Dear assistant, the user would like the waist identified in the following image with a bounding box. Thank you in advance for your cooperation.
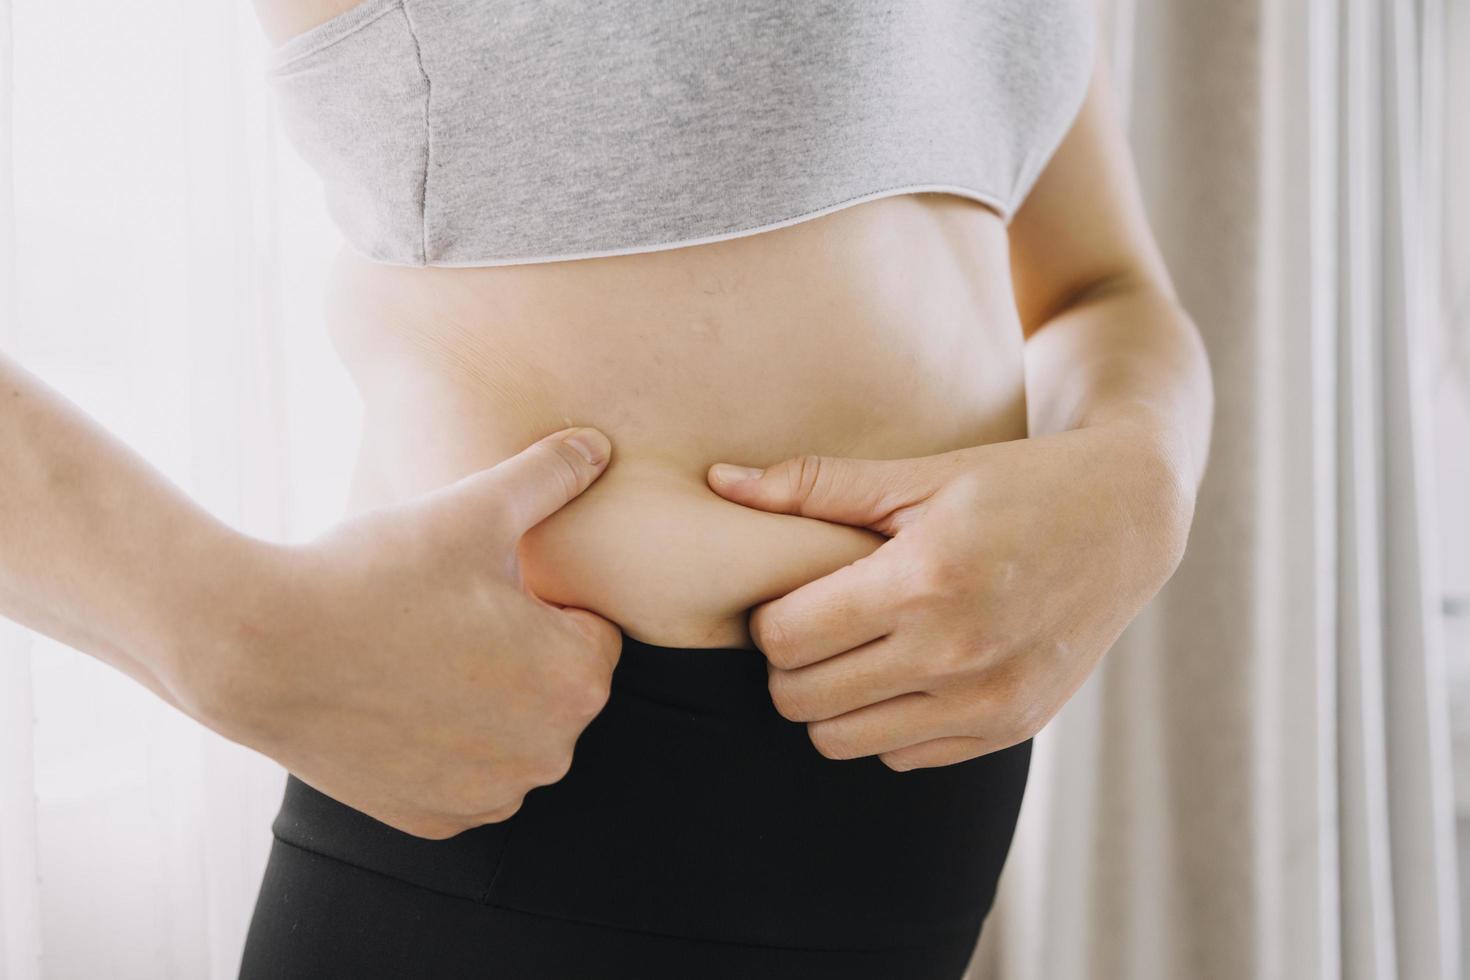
[270,631,1034,952]
[326,192,1028,648]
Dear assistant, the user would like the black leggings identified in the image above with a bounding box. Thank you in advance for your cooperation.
[239,633,1032,979]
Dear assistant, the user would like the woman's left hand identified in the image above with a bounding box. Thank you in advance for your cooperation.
[705,418,1196,770]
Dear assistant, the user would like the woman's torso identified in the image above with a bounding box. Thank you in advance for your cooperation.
[327,191,1027,649]
[250,0,1059,648]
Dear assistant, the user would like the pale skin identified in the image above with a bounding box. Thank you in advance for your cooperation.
[0,365,626,838]
[700,42,1214,770]
[1,0,1212,838]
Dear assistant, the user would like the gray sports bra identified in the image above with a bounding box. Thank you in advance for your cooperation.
[262,0,1095,268]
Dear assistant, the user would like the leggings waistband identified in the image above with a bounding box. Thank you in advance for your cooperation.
[269,629,1033,951]
[609,633,771,709]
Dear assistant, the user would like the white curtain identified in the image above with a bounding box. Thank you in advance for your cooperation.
[0,1,357,976]
[0,1,1461,979]
[971,1,1461,978]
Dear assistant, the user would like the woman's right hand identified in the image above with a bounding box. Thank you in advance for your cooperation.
[185,426,623,839]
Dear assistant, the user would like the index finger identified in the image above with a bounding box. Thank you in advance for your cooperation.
[749,551,895,669]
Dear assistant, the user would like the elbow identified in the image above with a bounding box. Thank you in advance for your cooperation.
[1020,264,1182,340]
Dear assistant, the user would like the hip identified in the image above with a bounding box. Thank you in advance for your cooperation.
[246,633,1034,976]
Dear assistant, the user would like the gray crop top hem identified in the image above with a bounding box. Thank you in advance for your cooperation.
[262,0,1096,269]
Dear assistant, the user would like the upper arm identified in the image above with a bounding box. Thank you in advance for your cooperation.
[1007,14,1178,338]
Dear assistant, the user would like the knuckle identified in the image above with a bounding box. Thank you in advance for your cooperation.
[965,630,1011,674]
[806,721,856,761]
[592,627,624,671]
[788,454,827,506]
[879,751,913,773]
[548,655,614,721]
[931,640,978,682]
[767,671,815,722]
[528,745,576,787]
[539,442,589,498]
[478,794,525,824]
[915,553,967,601]
[894,558,951,613]
[566,670,613,720]
[754,614,800,669]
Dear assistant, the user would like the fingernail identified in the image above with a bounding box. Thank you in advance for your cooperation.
[563,427,610,465]
[710,463,764,484]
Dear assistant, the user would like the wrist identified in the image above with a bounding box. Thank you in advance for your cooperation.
[159,524,298,748]
[1085,409,1198,569]
[1086,396,1197,489]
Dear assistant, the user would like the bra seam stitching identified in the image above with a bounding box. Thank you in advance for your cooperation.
[261,0,403,74]
[405,183,1014,268]
[400,0,432,265]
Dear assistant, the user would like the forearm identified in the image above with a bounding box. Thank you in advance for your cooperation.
[0,350,270,718]
[1021,275,1214,494]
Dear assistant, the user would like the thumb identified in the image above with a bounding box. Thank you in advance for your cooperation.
[483,426,613,538]
[705,453,951,535]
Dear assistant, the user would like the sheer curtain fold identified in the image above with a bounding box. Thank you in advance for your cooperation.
[0,1,1460,978]
[0,2,350,977]
[2,0,44,977]
[972,1,1460,978]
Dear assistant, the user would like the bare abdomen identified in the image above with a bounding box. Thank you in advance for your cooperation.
[326,192,1028,649]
